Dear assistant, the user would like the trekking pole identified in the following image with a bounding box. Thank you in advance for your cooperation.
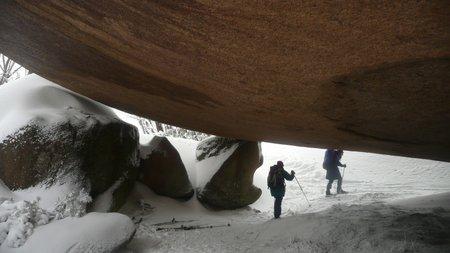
[294,176,311,207]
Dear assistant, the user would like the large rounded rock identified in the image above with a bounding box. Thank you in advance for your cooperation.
[139,136,194,200]
[1,1,449,161]
[0,108,140,211]
[197,139,263,209]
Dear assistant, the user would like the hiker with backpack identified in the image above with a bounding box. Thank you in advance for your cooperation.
[267,161,295,219]
[323,149,347,196]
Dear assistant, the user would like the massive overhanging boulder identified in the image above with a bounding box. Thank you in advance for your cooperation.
[0,1,449,161]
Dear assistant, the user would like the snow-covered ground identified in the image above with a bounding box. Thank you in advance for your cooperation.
[118,137,450,253]
[253,143,450,214]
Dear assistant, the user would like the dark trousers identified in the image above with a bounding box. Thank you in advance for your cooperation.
[274,197,283,218]
[326,176,342,193]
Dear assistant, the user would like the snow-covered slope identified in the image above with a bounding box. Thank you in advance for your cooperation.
[195,193,450,253]
[252,143,450,213]
[121,185,450,253]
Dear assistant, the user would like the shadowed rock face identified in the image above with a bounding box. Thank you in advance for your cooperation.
[140,136,194,200]
[0,109,140,211]
[0,1,449,161]
[197,140,263,209]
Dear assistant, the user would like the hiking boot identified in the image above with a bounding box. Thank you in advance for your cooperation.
[337,189,348,194]
[326,190,331,196]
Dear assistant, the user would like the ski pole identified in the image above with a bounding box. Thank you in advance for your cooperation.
[294,175,311,207]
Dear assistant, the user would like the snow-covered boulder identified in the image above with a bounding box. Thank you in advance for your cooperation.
[0,212,135,253]
[197,139,263,209]
[139,136,194,200]
[0,75,140,211]
[196,136,239,161]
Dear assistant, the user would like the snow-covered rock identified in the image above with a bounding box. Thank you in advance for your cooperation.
[197,140,263,209]
[0,174,91,248]
[0,75,139,249]
[0,199,52,248]
[0,212,135,253]
[139,136,194,200]
[0,74,140,212]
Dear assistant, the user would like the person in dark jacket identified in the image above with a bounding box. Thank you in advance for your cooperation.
[267,161,295,219]
[323,149,347,196]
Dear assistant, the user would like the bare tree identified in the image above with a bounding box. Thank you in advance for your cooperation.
[154,121,164,132]
[0,54,28,85]
[128,113,209,140]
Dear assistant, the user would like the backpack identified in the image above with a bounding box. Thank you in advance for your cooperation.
[267,165,283,188]
[322,149,336,170]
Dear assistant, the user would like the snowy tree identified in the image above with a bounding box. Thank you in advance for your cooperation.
[0,54,28,85]
[125,114,209,140]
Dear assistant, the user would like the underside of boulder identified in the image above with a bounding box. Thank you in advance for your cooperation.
[0,1,449,161]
